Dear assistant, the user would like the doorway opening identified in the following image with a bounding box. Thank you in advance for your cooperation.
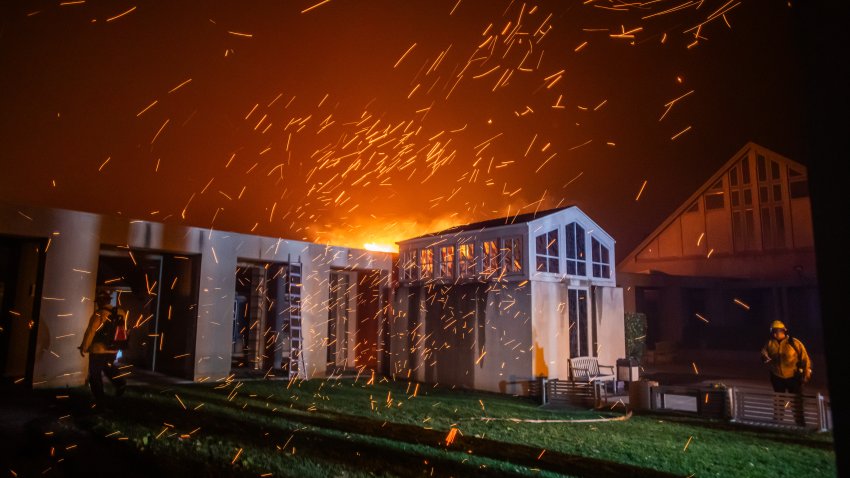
[327,269,386,376]
[0,236,46,387]
[96,248,200,379]
[232,261,301,378]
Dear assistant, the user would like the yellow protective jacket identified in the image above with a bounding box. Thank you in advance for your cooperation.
[79,305,125,354]
[761,336,811,380]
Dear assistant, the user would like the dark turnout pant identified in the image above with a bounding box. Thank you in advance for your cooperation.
[770,374,805,426]
[88,353,126,400]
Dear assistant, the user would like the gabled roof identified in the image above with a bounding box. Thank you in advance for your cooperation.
[618,141,806,267]
[398,206,573,243]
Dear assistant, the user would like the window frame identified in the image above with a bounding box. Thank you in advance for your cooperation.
[535,229,560,274]
[590,237,611,279]
[502,236,523,275]
[438,245,455,279]
[565,222,587,277]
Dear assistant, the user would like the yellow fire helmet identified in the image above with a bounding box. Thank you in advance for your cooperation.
[770,320,787,331]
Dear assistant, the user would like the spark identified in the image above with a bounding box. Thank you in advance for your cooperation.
[697,232,705,246]
[683,436,693,451]
[691,362,699,374]
[301,0,332,14]
[227,31,253,38]
[98,157,111,172]
[231,448,243,464]
[106,6,136,22]
[136,100,158,117]
[168,78,192,93]
[733,298,750,310]
[635,180,648,201]
[695,313,709,323]
[445,427,459,446]
[394,43,417,68]
[671,125,692,140]
[151,119,170,144]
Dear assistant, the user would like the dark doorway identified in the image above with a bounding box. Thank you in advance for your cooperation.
[353,270,383,370]
[97,248,199,380]
[0,236,46,386]
[636,288,662,349]
[232,262,288,376]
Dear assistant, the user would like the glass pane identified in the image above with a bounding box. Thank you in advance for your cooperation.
[602,265,610,279]
[744,210,755,249]
[567,260,576,276]
[593,264,600,278]
[601,245,609,264]
[757,154,767,181]
[549,258,559,274]
[773,184,782,201]
[537,257,547,272]
[775,206,785,248]
[536,233,546,252]
[576,227,585,259]
[744,189,752,205]
[789,180,809,199]
[742,157,751,184]
[731,190,739,207]
[592,238,600,262]
[761,208,772,249]
[705,193,724,210]
[771,160,780,180]
[547,231,558,255]
[577,261,586,276]
[566,225,577,259]
[729,167,738,186]
[759,186,768,203]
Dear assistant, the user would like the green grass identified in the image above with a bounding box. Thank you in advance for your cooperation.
[66,377,835,477]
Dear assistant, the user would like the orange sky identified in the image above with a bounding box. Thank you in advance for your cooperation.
[0,1,807,258]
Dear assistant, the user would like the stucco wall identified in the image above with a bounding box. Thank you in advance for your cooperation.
[530,281,568,380]
[594,286,626,369]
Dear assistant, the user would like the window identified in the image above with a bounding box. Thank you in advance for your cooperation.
[704,179,725,210]
[419,248,434,280]
[503,237,522,274]
[439,246,455,279]
[568,289,589,357]
[481,240,499,276]
[591,237,610,279]
[730,158,757,251]
[788,166,809,199]
[458,242,475,277]
[565,222,586,276]
[535,229,559,273]
[400,249,418,281]
[758,156,787,250]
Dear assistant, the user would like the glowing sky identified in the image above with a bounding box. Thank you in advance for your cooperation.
[0,1,806,257]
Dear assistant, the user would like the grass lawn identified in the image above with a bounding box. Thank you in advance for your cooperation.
[46,376,836,477]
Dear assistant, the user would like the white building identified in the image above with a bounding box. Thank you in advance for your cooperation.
[0,200,392,388]
[391,206,625,394]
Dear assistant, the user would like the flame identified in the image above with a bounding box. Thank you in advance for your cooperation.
[364,243,398,253]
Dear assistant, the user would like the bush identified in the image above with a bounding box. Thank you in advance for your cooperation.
[625,312,647,363]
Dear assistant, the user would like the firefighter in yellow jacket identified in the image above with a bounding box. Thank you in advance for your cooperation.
[760,320,811,425]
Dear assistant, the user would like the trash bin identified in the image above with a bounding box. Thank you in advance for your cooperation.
[628,379,659,411]
[617,357,640,382]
